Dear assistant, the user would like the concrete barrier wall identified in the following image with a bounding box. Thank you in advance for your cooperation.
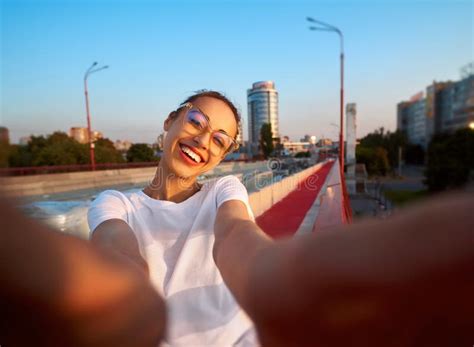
[243,170,273,193]
[1,167,158,197]
[311,159,345,231]
[1,161,269,198]
[248,162,325,217]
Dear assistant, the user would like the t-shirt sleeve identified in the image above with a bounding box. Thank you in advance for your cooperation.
[87,190,129,236]
[215,175,255,221]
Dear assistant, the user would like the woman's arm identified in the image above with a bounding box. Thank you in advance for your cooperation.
[213,200,272,308]
[0,197,165,346]
[91,219,149,275]
[214,194,474,346]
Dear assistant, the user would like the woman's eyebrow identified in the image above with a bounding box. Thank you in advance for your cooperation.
[219,129,231,136]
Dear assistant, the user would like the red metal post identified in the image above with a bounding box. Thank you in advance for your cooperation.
[339,51,344,173]
[84,78,96,171]
[306,17,351,221]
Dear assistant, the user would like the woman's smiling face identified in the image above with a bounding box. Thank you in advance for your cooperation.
[162,96,238,179]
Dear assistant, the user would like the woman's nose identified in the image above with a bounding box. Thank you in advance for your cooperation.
[193,132,210,150]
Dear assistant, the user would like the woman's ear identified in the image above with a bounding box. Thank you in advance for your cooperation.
[163,111,176,131]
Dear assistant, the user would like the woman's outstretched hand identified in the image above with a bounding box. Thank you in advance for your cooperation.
[214,193,474,346]
[0,198,165,347]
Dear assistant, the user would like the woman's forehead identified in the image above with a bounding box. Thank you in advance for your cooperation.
[191,97,237,135]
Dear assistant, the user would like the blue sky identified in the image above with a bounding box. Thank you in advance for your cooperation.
[1,0,473,143]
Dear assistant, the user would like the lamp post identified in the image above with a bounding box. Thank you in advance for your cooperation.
[84,62,108,171]
[307,17,345,172]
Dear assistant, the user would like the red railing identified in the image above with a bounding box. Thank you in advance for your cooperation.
[0,162,160,177]
[340,165,353,223]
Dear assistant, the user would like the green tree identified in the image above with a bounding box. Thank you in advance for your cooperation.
[405,144,425,165]
[359,127,386,148]
[8,145,33,167]
[424,129,474,191]
[356,146,390,176]
[33,145,78,166]
[126,143,157,163]
[259,123,274,159]
[27,135,47,153]
[0,142,9,168]
[384,130,407,169]
[31,132,88,166]
[95,138,125,164]
[373,147,390,176]
[7,132,89,167]
[359,128,407,171]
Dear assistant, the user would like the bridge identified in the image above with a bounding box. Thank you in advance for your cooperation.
[255,160,351,237]
[1,159,352,238]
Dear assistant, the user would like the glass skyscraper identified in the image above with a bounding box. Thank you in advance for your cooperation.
[247,81,279,153]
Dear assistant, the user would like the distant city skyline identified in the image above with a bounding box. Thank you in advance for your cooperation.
[1,0,472,144]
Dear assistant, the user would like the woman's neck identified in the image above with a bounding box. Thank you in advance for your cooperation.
[143,160,200,203]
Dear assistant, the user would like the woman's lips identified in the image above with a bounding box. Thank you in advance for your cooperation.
[181,143,205,162]
[178,144,204,166]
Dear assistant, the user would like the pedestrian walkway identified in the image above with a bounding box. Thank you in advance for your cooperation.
[256,161,334,239]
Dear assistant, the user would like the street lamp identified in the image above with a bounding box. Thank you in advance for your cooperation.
[330,123,339,139]
[307,17,345,172]
[84,62,109,171]
[469,121,474,130]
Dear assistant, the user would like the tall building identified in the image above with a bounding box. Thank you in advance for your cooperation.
[318,138,333,147]
[236,120,244,146]
[0,127,10,144]
[397,73,474,148]
[69,127,103,144]
[443,75,474,133]
[247,81,279,154]
[397,94,427,148]
[431,82,454,134]
[300,134,317,144]
[70,127,89,144]
[345,103,357,167]
[114,139,133,151]
[92,131,103,141]
[156,133,165,150]
[346,103,357,194]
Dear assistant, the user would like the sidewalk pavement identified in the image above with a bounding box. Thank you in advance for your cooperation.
[256,161,333,239]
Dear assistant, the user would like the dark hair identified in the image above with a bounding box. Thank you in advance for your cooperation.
[178,90,241,139]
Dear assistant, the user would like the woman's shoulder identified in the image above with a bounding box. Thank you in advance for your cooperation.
[209,174,252,212]
[94,189,127,200]
[206,174,243,189]
[91,189,137,207]
[205,175,248,198]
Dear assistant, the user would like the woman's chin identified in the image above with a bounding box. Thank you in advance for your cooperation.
[170,161,200,179]
[164,149,216,179]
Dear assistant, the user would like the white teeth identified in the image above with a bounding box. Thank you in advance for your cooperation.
[180,144,201,163]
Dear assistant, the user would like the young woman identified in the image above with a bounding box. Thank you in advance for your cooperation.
[88,90,474,346]
[88,91,265,345]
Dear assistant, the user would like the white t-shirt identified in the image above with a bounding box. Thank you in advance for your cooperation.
[88,175,259,346]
